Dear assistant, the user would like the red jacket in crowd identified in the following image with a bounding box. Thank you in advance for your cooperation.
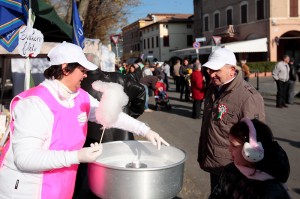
[191,70,205,100]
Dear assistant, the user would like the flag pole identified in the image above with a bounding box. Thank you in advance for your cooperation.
[24,0,34,90]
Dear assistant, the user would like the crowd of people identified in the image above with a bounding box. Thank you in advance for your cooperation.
[114,58,171,112]
[115,56,207,118]
[0,42,294,198]
[113,48,292,198]
[116,50,299,122]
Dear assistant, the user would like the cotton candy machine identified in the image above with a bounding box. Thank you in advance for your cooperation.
[88,140,186,199]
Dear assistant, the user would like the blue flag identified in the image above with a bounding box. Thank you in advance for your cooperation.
[0,27,22,52]
[0,0,24,14]
[0,0,28,52]
[72,0,84,48]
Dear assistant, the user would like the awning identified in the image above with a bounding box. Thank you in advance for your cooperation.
[31,0,72,41]
[222,38,267,53]
[171,45,217,57]
[171,38,268,58]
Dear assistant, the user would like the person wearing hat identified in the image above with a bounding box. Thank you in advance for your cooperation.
[0,42,169,199]
[197,47,265,192]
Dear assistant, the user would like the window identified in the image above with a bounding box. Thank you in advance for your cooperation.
[290,0,299,17]
[186,24,192,29]
[163,36,169,47]
[256,0,264,20]
[241,3,248,23]
[147,38,150,49]
[151,37,154,48]
[226,8,233,25]
[214,12,220,28]
[187,35,193,46]
[204,15,209,31]
[156,36,159,47]
[143,39,146,50]
[163,24,168,28]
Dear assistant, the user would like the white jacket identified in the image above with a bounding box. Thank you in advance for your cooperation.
[272,61,290,82]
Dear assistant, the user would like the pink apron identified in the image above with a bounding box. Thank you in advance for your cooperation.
[0,85,90,199]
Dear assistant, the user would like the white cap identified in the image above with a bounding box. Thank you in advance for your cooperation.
[203,47,237,70]
[47,41,98,70]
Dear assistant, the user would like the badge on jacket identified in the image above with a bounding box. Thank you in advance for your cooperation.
[217,103,227,120]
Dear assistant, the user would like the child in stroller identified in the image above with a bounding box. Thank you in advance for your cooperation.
[154,81,172,111]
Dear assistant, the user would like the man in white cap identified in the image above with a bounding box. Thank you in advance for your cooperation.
[197,47,265,192]
[0,42,169,199]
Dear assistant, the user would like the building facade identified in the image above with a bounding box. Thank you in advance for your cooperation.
[122,14,194,62]
[194,0,300,62]
[122,19,153,62]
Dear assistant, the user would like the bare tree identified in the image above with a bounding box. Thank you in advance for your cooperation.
[83,0,140,44]
[48,0,140,44]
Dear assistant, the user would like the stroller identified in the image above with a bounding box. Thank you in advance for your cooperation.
[154,81,172,111]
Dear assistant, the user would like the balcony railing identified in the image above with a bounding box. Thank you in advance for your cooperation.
[213,25,238,37]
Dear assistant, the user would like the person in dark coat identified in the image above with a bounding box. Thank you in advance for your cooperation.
[286,58,297,104]
[179,58,192,101]
[198,48,265,192]
[191,63,205,119]
[139,75,160,112]
[209,118,290,199]
[126,64,140,83]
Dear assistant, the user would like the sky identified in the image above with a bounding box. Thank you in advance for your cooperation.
[127,0,194,24]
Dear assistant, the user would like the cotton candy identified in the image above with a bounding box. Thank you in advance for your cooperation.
[92,80,129,128]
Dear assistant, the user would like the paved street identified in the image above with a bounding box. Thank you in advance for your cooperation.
[137,76,300,199]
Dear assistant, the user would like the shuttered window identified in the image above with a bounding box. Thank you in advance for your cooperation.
[241,4,248,23]
[290,0,299,17]
[256,0,264,20]
[227,9,233,25]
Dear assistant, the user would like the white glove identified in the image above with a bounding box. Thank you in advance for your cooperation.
[145,130,170,150]
[77,142,103,163]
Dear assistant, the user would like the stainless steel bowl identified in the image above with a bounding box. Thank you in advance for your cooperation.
[88,140,186,199]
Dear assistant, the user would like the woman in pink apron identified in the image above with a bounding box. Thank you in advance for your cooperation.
[0,42,169,199]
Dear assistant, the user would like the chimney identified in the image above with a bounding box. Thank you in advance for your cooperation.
[151,15,156,22]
